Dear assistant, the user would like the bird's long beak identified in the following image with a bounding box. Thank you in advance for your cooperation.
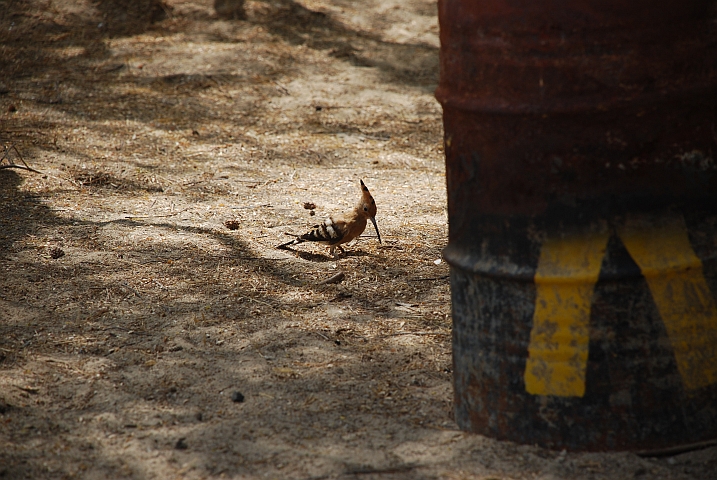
[370,217,382,244]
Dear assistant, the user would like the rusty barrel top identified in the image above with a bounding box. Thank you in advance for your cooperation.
[436,0,717,221]
[438,0,717,451]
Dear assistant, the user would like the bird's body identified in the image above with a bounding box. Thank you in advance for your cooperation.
[278,180,381,257]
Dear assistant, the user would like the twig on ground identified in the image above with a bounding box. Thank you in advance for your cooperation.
[124,208,189,219]
[378,331,449,339]
[0,144,42,173]
[313,331,330,341]
[409,275,449,281]
[317,271,344,285]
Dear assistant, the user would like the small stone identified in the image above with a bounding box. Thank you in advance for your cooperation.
[48,247,65,259]
[224,219,240,230]
[231,391,245,403]
[303,202,316,210]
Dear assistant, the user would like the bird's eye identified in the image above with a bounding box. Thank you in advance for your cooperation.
[363,206,368,211]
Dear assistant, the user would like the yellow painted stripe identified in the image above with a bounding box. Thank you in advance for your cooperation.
[619,215,717,391]
[524,231,609,397]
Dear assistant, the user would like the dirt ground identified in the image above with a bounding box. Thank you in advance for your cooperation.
[1,1,715,479]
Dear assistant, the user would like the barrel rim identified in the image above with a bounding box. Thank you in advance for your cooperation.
[434,83,717,115]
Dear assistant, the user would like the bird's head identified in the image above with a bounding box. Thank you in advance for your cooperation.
[358,179,381,243]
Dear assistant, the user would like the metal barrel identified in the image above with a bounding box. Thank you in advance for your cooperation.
[436,0,717,452]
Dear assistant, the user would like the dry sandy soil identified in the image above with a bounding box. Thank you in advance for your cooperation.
[1,1,716,479]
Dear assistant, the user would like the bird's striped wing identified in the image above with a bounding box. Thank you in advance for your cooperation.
[300,217,348,245]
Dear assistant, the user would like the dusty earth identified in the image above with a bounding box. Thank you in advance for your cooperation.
[1,1,716,479]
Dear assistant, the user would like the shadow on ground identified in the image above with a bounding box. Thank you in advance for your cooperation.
[0,1,455,478]
[1,165,452,478]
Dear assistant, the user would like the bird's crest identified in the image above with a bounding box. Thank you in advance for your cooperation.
[358,179,377,219]
[358,179,380,243]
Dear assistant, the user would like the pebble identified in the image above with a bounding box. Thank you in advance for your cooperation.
[224,219,240,230]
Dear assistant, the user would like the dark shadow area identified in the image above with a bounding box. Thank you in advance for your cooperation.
[0,169,49,259]
[0,167,451,479]
[70,167,165,192]
[0,0,444,219]
[259,0,439,89]
[278,244,374,262]
[0,0,439,77]
[0,2,454,478]
[0,0,169,79]
[0,0,438,135]
[214,0,247,20]
[279,246,336,262]
[94,0,173,35]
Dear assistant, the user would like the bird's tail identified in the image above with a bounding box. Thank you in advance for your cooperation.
[277,233,304,249]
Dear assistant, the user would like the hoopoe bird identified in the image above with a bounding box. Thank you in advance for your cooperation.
[278,180,381,257]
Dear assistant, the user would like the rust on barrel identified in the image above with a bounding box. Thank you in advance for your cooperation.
[437,0,717,451]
